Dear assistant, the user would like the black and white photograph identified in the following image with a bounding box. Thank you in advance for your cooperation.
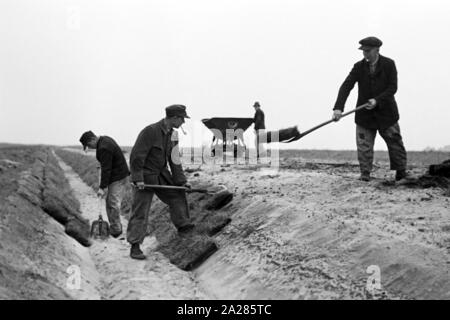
[0,0,449,305]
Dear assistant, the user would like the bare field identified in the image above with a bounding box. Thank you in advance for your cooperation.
[279,149,450,167]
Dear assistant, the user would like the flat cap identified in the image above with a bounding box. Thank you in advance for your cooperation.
[165,104,190,118]
[79,130,96,150]
[358,36,383,50]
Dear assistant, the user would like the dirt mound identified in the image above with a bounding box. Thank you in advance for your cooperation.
[0,147,100,299]
[15,150,91,247]
[190,161,450,299]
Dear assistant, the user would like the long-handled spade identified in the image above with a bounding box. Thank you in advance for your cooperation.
[132,184,233,210]
[257,103,370,144]
[90,167,110,239]
[291,102,370,142]
[134,184,227,194]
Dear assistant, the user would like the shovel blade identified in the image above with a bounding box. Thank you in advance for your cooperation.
[90,219,110,239]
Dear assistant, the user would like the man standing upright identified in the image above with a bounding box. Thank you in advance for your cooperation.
[253,101,266,160]
[127,104,194,260]
[332,37,408,181]
[79,131,129,237]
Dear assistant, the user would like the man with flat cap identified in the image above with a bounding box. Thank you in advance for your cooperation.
[332,36,409,182]
[79,130,130,237]
[127,104,194,260]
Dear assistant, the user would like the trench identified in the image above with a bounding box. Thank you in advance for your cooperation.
[54,149,450,300]
[55,154,210,299]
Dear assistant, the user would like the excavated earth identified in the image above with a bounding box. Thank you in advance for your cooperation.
[1,146,450,299]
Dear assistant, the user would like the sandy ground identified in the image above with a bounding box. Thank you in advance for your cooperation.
[56,155,207,300]
[57,147,450,299]
[187,160,450,299]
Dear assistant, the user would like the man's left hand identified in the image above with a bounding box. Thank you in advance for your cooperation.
[97,188,107,198]
[366,99,377,110]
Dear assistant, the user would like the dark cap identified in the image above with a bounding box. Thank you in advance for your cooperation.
[165,104,190,118]
[253,101,260,107]
[358,37,383,50]
[79,130,96,150]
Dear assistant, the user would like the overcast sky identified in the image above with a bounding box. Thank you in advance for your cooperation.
[0,0,449,150]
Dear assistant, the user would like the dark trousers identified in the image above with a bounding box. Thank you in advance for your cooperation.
[356,122,407,174]
[126,187,191,244]
[254,129,266,159]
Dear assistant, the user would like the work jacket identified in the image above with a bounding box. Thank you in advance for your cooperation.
[254,109,266,130]
[130,119,186,186]
[334,55,400,130]
[96,136,129,189]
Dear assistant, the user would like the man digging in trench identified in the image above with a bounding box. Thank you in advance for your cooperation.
[79,130,130,238]
[128,104,194,260]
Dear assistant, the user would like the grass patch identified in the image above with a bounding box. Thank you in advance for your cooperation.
[55,149,100,190]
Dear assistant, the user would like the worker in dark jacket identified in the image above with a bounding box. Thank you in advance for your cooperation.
[332,37,408,181]
[79,131,129,237]
[253,101,266,160]
[127,104,194,260]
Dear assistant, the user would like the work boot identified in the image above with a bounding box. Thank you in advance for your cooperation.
[130,243,146,260]
[358,172,371,182]
[395,170,410,181]
[178,223,195,235]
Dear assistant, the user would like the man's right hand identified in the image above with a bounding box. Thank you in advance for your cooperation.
[332,110,343,121]
[135,181,145,190]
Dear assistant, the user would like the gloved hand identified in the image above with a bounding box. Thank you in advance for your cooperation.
[332,110,343,121]
[97,188,107,198]
[366,99,377,110]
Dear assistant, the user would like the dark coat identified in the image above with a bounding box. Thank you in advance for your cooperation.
[96,136,130,189]
[334,55,399,130]
[254,109,265,130]
[130,119,186,186]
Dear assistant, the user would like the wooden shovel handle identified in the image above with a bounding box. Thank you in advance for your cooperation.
[297,103,370,140]
[132,183,226,194]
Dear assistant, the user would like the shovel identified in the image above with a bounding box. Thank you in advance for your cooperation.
[90,198,110,239]
[133,183,228,195]
[257,103,370,144]
[133,183,234,210]
[90,167,110,239]
[292,102,370,141]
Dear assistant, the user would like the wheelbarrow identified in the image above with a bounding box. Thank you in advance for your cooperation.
[201,117,254,158]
